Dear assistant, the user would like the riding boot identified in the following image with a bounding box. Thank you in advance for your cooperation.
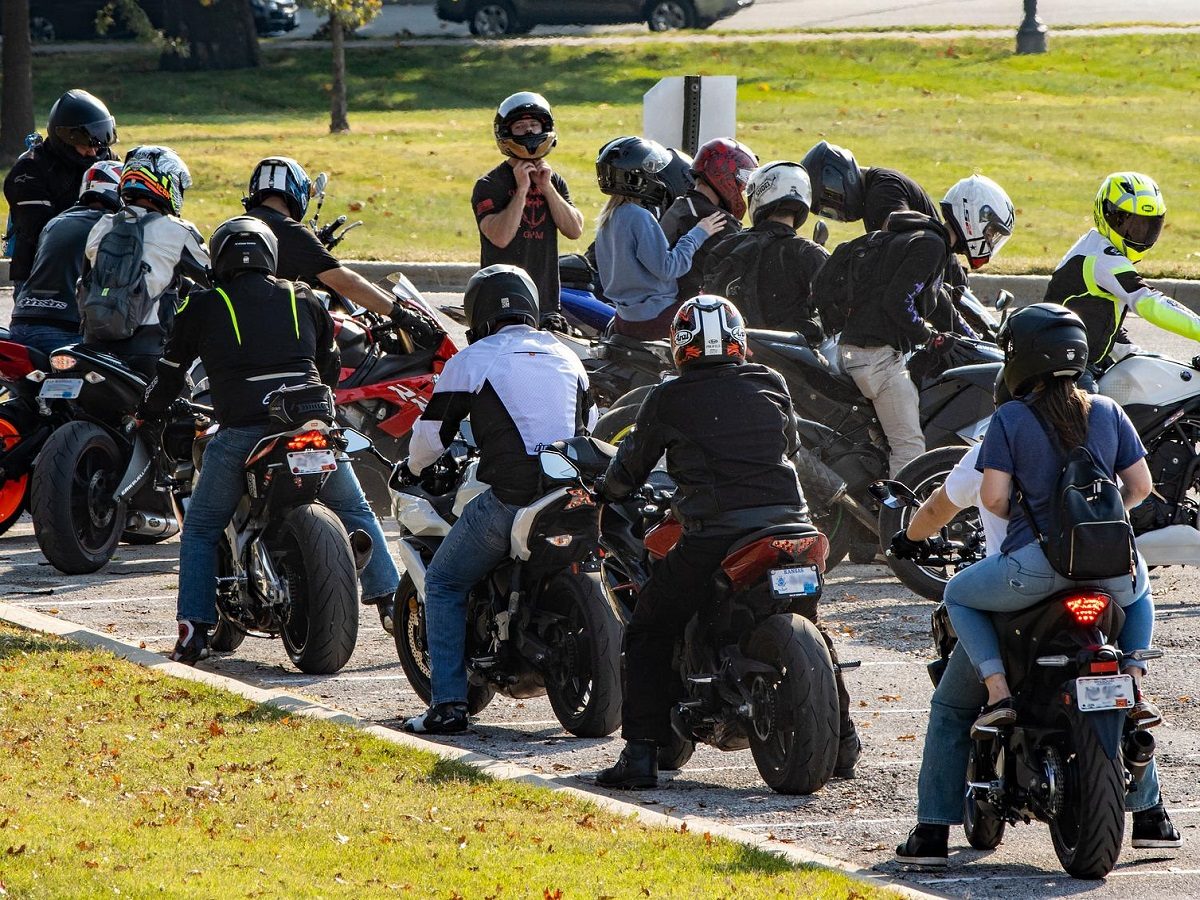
[596,740,659,790]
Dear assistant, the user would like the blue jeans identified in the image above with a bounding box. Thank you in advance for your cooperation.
[917,644,1161,824]
[8,322,80,356]
[944,540,1151,679]
[178,425,398,623]
[423,488,519,705]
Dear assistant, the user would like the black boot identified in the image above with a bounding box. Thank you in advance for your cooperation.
[1132,802,1183,849]
[834,727,863,779]
[895,823,949,868]
[596,740,659,790]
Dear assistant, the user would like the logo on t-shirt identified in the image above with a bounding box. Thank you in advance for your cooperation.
[516,187,547,240]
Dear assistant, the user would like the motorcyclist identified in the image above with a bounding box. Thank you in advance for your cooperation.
[594,136,725,340]
[399,265,593,735]
[243,156,444,347]
[1044,172,1200,371]
[659,138,758,303]
[8,160,122,354]
[138,215,346,664]
[701,160,828,335]
[4,89,119,289]
[82,145,210,379]
[837,175,1014,476]
[472,92,584,326]
[893,307,1175,865]
[594,295,860,789]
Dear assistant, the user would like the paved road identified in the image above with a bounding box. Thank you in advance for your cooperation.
[284,0,1200,39]
[3,287,1200,897]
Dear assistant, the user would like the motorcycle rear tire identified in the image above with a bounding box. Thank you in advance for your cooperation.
[878,446,971,601]
[540,572,623,738]
[744,613,839,794]
[393,574,496,715]
[1047,714,1125,879]
[31,421,126,575]
[276,503,359,674]
[963,744,1005,850]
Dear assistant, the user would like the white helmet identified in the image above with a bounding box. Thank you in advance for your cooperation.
[941,174,1015,270]
[746,160,812,227]
[78,159,122,211]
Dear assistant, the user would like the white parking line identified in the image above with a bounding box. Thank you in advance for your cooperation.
[9,594,176,607]
[922,869,1200,885]
[256,674,412,685]
[742,816,911,829]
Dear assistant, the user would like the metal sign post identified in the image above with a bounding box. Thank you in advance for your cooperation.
[643,76,737,157]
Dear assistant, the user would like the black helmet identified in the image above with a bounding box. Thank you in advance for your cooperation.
[993,367,1013,407]
[209,216,279,282]
[47,89,117,153]
[801,141,864,222]
[997,303,1089,397]
[596,136,672,208]
[494,92,556,160]
[245,157,313,220]
[657,148,696,205]
[463,264,539,343]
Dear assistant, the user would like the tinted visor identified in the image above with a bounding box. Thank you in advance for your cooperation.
[1122,213,1165,252]
[54,116,117,149]
[967,205,1013,265]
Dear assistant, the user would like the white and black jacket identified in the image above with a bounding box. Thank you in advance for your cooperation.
[409,325,594,505]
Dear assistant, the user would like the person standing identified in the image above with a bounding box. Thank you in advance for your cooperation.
[472,92,584,326]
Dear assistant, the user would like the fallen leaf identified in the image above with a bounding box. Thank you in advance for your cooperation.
[208,721,225,737]
[897,734,916,742]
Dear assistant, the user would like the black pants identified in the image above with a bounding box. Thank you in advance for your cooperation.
[82,323,165,381]
[622,528,856,746]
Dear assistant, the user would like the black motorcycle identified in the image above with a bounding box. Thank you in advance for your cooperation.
[204,413,362,674]
[391,434,624,737]
[29,345,196,574]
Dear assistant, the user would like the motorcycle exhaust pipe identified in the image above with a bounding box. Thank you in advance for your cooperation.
[1122,729,1156,784]
[792,445,879,534]
[124,511,179,538]
[833,488,881,533]
[348,529,373,575]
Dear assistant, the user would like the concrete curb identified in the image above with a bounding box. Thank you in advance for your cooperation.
[0,601,946,900]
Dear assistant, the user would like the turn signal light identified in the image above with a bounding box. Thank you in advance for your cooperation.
[545,534,574,547]
[1064,593,1109,625]
[286,430,329,451]
[50,354,77,371]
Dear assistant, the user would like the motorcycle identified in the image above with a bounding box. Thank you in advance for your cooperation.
[390,433,624,737]
[204,411,362,674]
[594,460,845,794]
[0,330,58,536]
[28,345,197,574]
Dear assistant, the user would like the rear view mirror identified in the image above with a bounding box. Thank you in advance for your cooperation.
[539,449,580,481]
[812,220,829,247]
[342,429,371,454]
[313,172,328,197]
[867,479,920,509]
[995,290,1013,311]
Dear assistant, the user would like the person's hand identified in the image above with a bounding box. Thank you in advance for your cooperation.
[391,458,420,489]
[697,211,727,239]
[390,301,444,349]
[888,529,929,561]
[929,332,959,354]
[513,160,535,194]
[530,160,553,191]
[540,311,569,333]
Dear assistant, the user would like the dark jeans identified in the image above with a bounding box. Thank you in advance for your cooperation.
[622,528,855,746]
[81,323,166,380]
[612,300,682,342]
[8,322,80,356]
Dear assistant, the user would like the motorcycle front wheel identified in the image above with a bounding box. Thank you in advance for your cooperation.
[276,503,359,674]
[743,613,839,794]
[393,574,495,715]
[1047,713,1125,879]
[30,421,126,574]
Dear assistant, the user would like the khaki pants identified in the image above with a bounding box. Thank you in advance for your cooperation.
[839,343,925,476]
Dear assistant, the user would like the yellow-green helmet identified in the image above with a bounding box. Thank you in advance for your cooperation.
[1094,172,1166,263]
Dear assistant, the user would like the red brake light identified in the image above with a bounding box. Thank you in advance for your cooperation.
[286,430,329,451]
[1064,593,1109,625]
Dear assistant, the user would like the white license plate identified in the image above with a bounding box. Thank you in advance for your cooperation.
[287,449,338,475]
[39,377,83,399]
[769,565,821,598]
[1077,674,1135,712]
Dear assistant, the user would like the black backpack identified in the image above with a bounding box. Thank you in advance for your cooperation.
[1014,408,1135,581]
[79,208,156,341]
[702,230,773,317]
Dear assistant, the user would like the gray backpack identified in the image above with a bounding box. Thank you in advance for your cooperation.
[79,209,155,341]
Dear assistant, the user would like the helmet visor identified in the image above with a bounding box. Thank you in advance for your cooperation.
[640,143,672,175]
[1122,213,1165,252]
[54,116,117,149]
[967,205,1013,265]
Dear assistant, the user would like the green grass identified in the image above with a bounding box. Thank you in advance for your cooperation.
[0,624,892,898]
[5,34,1200,276]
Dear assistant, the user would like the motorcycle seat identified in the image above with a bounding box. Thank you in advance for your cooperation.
[341,347,436,389]
[604,333,674,366]
[726,522,821,555]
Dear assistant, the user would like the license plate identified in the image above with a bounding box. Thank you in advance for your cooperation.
[1077,674,1135,712]
[39,377,83,399]
[769,565,821,598]
[287,449,337,475]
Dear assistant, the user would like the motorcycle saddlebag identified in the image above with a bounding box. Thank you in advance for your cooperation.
[267,383,336,429]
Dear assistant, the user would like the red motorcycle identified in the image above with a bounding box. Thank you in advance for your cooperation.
[332,273,458,510]
[0,331,58,536]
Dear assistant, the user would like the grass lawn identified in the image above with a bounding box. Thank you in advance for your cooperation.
[4,34,1200,276]
[0,624,893,898]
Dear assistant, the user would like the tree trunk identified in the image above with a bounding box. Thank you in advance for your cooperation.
[1,0,36,166]
[159,0,260,71]
[329,14,349,133]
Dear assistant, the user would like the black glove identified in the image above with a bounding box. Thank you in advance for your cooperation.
[929,332,959,354]
[540,312,569,333]
[390,301,443,350]
[390,457,420,489]
[888,529,928,561]
[593,473,611,501]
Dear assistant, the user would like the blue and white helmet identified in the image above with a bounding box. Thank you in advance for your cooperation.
[244,156,314,220]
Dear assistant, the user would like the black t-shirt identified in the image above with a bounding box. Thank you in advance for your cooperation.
[472,162,572,315]
[861,167,940,233]
[248,205,340,288]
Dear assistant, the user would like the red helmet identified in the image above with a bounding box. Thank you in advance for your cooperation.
[671,295,747,370]
[691,138,758,220]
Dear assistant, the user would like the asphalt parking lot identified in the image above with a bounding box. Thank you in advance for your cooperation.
[3,289,1200,897]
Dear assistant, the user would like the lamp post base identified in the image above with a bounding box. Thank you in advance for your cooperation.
[1016,4,1048,54]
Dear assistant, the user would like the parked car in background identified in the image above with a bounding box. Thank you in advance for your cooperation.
[250,0,299,35]
[1,0,295,42]
[435,0,754,36]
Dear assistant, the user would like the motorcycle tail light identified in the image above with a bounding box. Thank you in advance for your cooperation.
[84,371,105,384]
[1064,592,1109,625]
[545,534,573,547]
[50,353,77,371]
[286,429,329,451]
[1089,660,1120,674]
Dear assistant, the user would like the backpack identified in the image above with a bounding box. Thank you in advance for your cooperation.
[702,230,772,319]
[1014,408,1135,581]
[79,209,155,341]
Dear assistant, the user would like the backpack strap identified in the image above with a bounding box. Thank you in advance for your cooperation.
[1009,402,1062,545]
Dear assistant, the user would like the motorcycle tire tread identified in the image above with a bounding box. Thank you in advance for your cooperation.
[1047,714,1126,879]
